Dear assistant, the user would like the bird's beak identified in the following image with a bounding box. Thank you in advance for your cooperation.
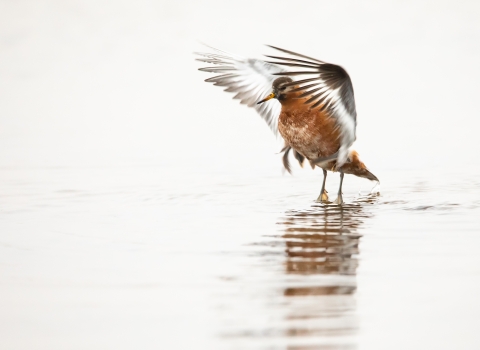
[364,169,379,182]
[257,92,275,104]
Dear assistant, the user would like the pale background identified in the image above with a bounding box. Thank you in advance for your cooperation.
[2,0,479,170]
[1,1,480,349]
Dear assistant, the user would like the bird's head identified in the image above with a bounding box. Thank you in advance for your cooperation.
[257,77,294,104]
[340,150,379,182]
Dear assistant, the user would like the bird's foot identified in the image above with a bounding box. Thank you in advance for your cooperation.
[333,193,344,205]
[315,190,329,203]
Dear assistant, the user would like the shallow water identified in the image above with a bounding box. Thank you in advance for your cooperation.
[1,165,480,349]
[2,0,480,348]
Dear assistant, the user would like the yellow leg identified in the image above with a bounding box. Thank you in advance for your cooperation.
[333,171,344,205]
[315,169,329,203]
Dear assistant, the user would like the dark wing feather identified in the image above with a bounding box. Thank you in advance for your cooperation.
[265,46,357,167]
[281,146,306,174]
[282,146,292,174]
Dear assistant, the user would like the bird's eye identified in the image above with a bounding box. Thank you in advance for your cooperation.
[279,86,286,91]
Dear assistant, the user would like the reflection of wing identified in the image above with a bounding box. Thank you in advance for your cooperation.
[266,46,357,167]
[195,46,287,136]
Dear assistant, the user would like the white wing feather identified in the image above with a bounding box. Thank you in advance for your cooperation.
[195,47,287,136]
[195,46,358,168]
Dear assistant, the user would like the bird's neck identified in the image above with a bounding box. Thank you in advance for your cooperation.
[279,92,307,109]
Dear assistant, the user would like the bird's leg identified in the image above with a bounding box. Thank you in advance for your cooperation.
[316,169,329,203]
[333,171,344,205]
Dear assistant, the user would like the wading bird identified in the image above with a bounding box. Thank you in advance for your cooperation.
[195,45,378,204]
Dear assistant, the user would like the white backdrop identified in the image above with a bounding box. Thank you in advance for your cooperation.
[1,0,479,172]
[1,2,480,350]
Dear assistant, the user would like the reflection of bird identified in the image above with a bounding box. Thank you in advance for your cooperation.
[280,195,377,299]
[196,45,378,204]
[282,205,362,297]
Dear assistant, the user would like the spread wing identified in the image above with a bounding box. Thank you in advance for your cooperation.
[195,46,287,136]
[265,45,357,167]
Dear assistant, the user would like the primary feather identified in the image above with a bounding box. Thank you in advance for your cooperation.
[266,45,357,167]
[195,46,287,136]
[195,45,358,168]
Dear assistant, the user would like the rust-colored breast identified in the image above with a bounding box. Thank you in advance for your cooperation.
[278,98,340,160]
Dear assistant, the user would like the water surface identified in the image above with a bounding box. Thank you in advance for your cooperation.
[1,166,479,349]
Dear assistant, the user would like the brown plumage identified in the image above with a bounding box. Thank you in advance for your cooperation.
[282,147,378,182]
[266,77,378,204]
[196,45,379,204]
[337,150,378,182]
[279,90,341,161]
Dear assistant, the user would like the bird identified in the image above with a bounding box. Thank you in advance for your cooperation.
[195,45,378,204]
